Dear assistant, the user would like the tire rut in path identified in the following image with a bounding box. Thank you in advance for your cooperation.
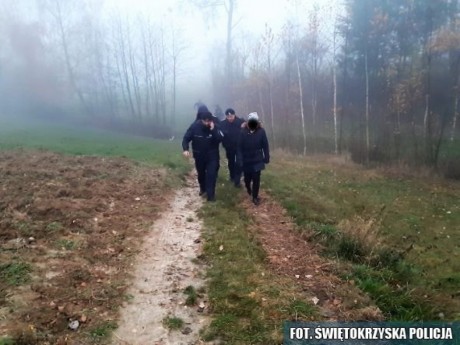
[112,175,209,345]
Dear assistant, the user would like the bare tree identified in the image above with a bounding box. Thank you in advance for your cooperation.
[39,0,91,114]
[191,0,238,104]
[332,20,339,155]
[364,50,370,163]
[261,24,276,148]
[170,24,186,125]
[296,54,307,155]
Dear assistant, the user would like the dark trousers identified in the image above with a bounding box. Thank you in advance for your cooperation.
[195,158,219,200]
[225,149,241,184]
[244,170,261,199]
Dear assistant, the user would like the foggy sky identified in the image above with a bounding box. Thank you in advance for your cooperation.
[0,0,343,125]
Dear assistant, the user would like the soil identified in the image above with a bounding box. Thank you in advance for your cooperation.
[0,150,171,344]
[1,149,382,345]
[112,176,210,345]
[241,189,384,321]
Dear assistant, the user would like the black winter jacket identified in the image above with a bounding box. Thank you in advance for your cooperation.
[182,120,223,161]
[237,126,270,173]
[220,117,245,151]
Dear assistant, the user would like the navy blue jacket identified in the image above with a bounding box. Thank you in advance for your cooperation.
[220,117,245,151]
[237,126,270,173]
[182,120,223,161]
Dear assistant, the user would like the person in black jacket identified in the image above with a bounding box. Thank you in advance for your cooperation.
[237,112,270,205]
[182,110,223,202]
[220,108,245,187]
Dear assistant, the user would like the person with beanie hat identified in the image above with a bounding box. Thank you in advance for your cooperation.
[196,104,210,120]
[220,107,245,187]
[237,112,270,205]
[182,107,224,202]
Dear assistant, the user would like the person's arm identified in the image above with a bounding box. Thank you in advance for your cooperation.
[261,129,270,164]
[220,121,228,149]
[182,123,194,157]
[236,130,244,167]
[209,121,224,143]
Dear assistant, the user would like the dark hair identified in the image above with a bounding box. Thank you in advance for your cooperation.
[225,108,235,116]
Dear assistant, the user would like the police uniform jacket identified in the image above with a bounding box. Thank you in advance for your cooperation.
[182,120,223,161]
[220,117,245,152]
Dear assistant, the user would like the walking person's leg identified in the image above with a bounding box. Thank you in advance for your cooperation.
[232,151,242,187]
[252,171,261,205]
[226,150,235,182]
[194,159,206,196]
[205,159,220,201]
[244,172,252,196]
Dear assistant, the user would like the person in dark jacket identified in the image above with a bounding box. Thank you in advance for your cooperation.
[220,108,245,187]
[182,110,224,202]
[237,112,270,205]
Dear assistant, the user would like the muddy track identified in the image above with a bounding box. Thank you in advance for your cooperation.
[113,174,209,345]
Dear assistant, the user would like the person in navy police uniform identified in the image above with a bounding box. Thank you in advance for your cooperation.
[220,107,245,187]
[182,105,224,202]
[237,112,270,206]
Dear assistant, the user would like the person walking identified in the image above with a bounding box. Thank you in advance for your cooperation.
[182,108,223,202]
[220,108,245,187]
[237,112,270,205]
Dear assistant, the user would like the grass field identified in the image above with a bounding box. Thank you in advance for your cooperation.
[0,118,458,344]
[198,182,317,344]
[0,117,190,180]
[263,152,460,320]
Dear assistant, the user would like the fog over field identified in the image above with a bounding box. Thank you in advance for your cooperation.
[0,0,459,174]
[0,0,339,128]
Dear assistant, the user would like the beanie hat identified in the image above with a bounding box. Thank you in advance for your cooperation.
[197,105,209,114]
[225,108,235,115]
[196,104,210,120]
[248,112,259,122]
[200,111,213,121]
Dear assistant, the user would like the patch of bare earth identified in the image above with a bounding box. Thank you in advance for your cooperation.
[241,190,383,321]
[0,150,171,344]
[112,174,210,345]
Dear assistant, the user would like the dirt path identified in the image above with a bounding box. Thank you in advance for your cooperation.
[242,190,383,321]
[112,174,209,345]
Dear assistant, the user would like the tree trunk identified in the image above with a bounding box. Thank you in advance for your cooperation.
[141,22,152,120]
[296,56,307,155]
[117,17,137,120]
[225,0,235,103]
[451,92,459,141]
[257,80,266,124]
[54,0,90,115]
[333,56,338,155]
[365,50,370,164]
[127,23,142,122]
[339,24,349,155]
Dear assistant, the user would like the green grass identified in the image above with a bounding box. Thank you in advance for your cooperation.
[184,285,198,306]
[55,239,77,250]
[162,316,184,330]
[0,116,190,180]
[0,262,32,286]
[88,321,118,339]
[264,153,460,320]
[0,337,14,345]
[45,221,63,234]
[199,178,316,344]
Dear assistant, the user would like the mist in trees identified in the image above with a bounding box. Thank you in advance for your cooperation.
[0,0,459,176]
[0,0,196,138]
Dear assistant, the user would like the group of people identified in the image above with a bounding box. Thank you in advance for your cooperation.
[182,105,270,205]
